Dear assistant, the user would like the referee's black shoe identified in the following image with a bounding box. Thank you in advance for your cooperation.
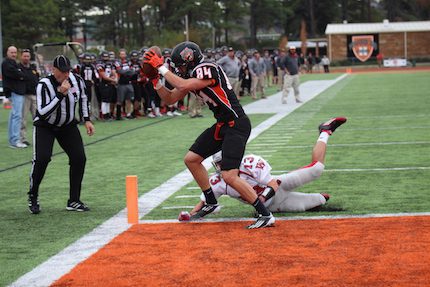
[66,200,90,212]
[28,195,40,214]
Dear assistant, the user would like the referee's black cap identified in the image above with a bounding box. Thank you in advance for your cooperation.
[53,55,71,72]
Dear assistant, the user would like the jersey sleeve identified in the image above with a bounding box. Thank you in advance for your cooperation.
[241,155,273,186]
[191,63,219,86]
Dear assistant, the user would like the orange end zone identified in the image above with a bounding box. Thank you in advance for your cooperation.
[52,216,430,287]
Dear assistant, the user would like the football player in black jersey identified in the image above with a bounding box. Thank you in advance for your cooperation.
[96,51,117,120]
[144,42,275,229]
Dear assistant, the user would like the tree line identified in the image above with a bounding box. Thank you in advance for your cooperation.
[1,0,429,52]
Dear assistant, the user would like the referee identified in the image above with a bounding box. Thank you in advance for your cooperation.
[28,55,95,214]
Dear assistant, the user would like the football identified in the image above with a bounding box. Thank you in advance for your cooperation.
[142,46,162,79]
[178,211,191,221]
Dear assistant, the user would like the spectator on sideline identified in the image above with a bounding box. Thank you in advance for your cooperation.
[217,47,241,99]
[307,52,315,73]
[239,55,251,98]
[97,51,117,120]
[321,55,331,73]
[248,50,266,99]
[129,50,144,117]
[188,93,204,118]
[115,49,136,120]
[2,46,27,148]
[299,53,306,74]
[281,46,302,104]
[80,53,99,121]
[276,49,286,90]
[271,49,279,86]
[20,49,39,146]
[263,50,273,88]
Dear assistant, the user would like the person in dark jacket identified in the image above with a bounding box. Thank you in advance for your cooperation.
[1,46,27,148]
[19,49,40,145]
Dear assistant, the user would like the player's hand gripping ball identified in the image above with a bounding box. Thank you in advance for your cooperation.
[142,46,163,79]
[178,211,191,222]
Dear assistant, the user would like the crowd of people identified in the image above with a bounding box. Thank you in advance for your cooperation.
[2,44,331,148]
[71,45,331,122]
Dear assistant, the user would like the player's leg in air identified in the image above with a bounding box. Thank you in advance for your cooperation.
[270,117,347,212]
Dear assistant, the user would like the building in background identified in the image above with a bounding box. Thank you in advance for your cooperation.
[325,20,430,63]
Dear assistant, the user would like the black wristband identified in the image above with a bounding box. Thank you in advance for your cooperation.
[261,186,276,201]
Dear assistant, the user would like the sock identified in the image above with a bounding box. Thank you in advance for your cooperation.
[253,198,270,216]
[317,132,330,144]
[203,188,217,205]
[116,105,122,118]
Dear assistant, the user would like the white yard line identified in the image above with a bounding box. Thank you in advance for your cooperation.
[249,143,290,147]
[9,74,348,287]
[352,114,427,119]
[277,141,430,149]
[271,166,430,173]
[257,135,293,139]
[175,195,201,198]
[162,206,196,210]
[248,149,279,153]
[140,212,430,224]
[296,126,430,133]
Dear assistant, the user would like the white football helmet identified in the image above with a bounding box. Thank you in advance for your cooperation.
[211,151,222,173]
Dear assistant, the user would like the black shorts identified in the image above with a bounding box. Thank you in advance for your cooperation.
[99,82,114,103]
[132,83,142,102]
[189,116,251,170]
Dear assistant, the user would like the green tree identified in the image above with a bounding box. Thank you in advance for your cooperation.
[2,0,65,50]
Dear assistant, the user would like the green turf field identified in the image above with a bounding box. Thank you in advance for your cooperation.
[1,71,429,286]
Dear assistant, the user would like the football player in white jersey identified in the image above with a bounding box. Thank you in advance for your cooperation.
[179,117,347,220]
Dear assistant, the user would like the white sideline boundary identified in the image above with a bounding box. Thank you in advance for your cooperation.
[272,166,430,173]
[139,212,430,224]
[9,75,349,287]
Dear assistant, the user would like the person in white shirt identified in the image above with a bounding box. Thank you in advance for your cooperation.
[179,117,347,220]
[321,55,331,73]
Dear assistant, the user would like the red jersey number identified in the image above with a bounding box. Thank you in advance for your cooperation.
[210,175,221,185]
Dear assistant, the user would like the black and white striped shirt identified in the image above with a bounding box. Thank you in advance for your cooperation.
[34,73,90,127]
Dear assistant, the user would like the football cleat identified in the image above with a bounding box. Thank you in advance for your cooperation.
[190,203,220,220]
[318,117,347,135]
[28,195,40,214]
[247,213,275,229]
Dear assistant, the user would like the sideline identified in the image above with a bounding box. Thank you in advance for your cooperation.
[9,74,348,287]
[139,211,430,224]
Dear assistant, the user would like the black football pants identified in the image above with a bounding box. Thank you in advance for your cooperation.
[29,123,86,202]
